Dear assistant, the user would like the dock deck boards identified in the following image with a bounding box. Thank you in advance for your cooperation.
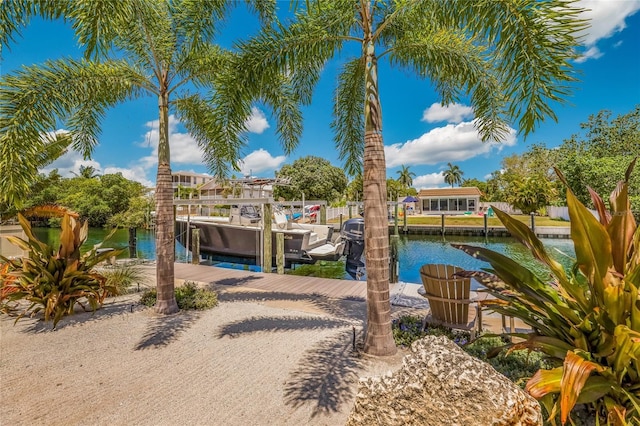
[173,262,370,300]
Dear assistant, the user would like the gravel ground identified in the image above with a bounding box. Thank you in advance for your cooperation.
[0,289,407,426]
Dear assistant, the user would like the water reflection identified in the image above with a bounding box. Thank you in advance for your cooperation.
[397,235,575,287]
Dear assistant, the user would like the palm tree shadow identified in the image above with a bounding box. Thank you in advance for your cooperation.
[217,290,365,320]
[217,315,353,338]
[134,312,200,350]
[212,275,263,286]
[284,329,365,417]
[10,296,144,333]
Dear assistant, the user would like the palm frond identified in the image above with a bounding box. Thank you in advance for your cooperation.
[175,94,246,178]
[0,58,147,205]
[447,0,586,137]
[0,0,66,48]
[332,58,365,176]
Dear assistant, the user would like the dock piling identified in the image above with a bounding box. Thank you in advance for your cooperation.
[191,228,200,265]
[276,232,284,274]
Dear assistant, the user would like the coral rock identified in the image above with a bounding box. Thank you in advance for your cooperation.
[347,336,542,426]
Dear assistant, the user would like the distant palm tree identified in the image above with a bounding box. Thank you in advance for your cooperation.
[72,165,100,179]
[443,163,464,187]
[396,165,416,191]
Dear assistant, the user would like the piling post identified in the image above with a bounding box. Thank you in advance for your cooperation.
[320,204,327,224]
[441,214,445,236]
[394,203,399,236]
[530,212,536,234]
[339,214,343,229]
[128,227,137,258]
[276,232,285,274]
[263,203,273,273]
[483,213,488,236]
[191,228,200,264]
[390,234,399,283]
[403,203,408,233]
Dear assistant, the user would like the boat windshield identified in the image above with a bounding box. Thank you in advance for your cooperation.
[241,205,259,216]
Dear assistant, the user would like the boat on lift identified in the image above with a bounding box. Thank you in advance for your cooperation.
[175,204,345,266]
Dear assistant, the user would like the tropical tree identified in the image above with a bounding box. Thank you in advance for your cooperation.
[396,165,415,191]
[274,156,348,203]
[461,178,489,201]
[72,165,100,179]
[346,174,364,202]
[0,0,300,314]
[555,107,640,217]
[230,0,585,355]
[506,174,556,215]
[443,163,464,188]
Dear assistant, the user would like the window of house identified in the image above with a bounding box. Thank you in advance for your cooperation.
[439,199,448,211]
[430,200,438,211]
[468,199,476,210]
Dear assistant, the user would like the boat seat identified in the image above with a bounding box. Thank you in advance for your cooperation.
[308,232,319,244]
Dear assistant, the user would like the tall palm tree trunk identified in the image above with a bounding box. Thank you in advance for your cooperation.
[154,91,178,314]
[361,10,396,355]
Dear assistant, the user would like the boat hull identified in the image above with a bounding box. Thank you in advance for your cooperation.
[176,219,317,264]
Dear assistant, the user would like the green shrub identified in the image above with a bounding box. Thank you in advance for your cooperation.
[464,336,553,385]
[0,213,119,327]
[102,264,145,295]
[453,159,640,425]
[392,315,549,386]
[140,281,217,310]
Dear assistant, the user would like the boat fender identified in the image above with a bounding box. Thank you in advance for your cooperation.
[274,212,288,229]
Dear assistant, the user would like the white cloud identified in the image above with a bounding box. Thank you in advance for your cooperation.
[422,103,474,124]
[575,0,640,61]
[41,149,101,177]
[138,114,205,168]
[237,149,286,176]
[577,0,640,45]
[244,107,270,134]
[385,120,517,168]
[413,173,445,189]
[40,150,154,187]
[575,46,603,63]
[102,166,154,188]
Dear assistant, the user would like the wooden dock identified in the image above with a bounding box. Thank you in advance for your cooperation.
[173,262,371,300]
[168,263,525,334]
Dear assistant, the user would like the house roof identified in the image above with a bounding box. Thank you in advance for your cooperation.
[417,187,482,198]
[199,179,223,190]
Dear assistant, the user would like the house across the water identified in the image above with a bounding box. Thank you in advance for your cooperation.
[416,187,482,215]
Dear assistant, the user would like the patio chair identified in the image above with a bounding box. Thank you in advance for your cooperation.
[419,263,482,339]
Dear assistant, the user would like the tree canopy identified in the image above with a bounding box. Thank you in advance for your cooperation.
[274,156,347,203]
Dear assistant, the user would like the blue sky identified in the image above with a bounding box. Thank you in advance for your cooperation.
[2,1,640,189]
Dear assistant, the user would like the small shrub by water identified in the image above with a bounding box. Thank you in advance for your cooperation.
[102,264,145,295]
[140,281,217,310]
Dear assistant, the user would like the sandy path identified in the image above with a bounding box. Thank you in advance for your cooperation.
[0,291,406,426]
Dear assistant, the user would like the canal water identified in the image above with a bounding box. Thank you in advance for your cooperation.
[32,227,575,285]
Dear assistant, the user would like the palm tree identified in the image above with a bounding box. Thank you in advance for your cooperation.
[231,0,584,356]
[0,0,301,314]
[443,163,464,188]
[72,165,100,179]
[396,165,416,192]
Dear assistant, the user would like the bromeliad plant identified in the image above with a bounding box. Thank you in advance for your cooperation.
[454,159,640,425]
[0,213,120,327]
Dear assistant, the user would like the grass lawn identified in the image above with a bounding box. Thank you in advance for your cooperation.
[330,214,569,227]
[403,214,569,227]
